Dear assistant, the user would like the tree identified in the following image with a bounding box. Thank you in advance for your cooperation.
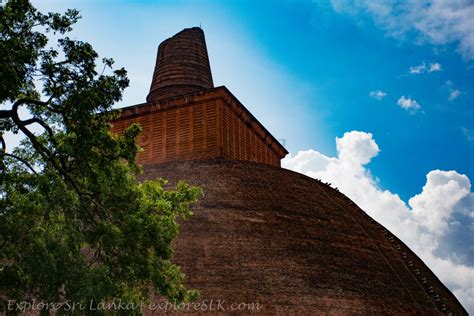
[0,0,201,313]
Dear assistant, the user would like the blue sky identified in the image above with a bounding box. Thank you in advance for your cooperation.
[19,0,474,311]
[32,0,473,201]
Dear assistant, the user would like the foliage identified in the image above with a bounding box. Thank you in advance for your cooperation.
[0,0,201,313]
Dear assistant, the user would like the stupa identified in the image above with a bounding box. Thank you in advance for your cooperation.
[111,27,467,315]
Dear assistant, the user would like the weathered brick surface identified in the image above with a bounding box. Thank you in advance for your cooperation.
[147,27,214,102]
[139,159,467,315]
[111,87,287,167]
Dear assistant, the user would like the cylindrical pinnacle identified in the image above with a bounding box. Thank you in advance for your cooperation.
[146,27,214,102]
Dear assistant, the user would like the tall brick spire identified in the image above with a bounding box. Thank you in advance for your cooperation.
[146,27,214,102]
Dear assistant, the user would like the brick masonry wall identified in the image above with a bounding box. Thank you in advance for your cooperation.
[147,27,214,102]
[221,99,279,166]
[112,101,220,164]
[111,88,286,167]
[139,159,466,315]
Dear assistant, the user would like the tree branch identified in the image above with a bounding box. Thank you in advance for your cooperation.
[10,111,87,196]
[21,117,56,143]
[0,110,13,119]
[1,97,94,199]
[0,133,5,152]
[12,98,46,112]
[1,153,38,175]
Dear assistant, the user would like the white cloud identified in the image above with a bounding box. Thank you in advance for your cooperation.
[336,130,379,165]
[429,62,442,72]
[409,61,442,74]
[409,63,427,74]
[282,131,474,313]
[397,96,421,112]
[409,170,471,234]
[449,89,461,101]
[331,0,474,60]
[462,127,474,142]
[369,90,387,100]
[445,81,461,101]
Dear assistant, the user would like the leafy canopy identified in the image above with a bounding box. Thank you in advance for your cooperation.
[0,0,201,312]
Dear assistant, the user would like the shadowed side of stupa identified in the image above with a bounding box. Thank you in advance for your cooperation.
[140,159,467,315]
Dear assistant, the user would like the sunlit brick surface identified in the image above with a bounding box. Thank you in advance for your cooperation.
[111,87,287,167]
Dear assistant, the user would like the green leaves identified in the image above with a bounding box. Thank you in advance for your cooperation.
[0,0,201,313]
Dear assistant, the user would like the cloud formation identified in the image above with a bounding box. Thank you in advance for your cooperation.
[445,80,462,101]
[409,62,442,74]
[462,127,474,143]
[331,0,474,60]
[449,89,461,101]
[282,131,474,313]
[369,90,387,100]
[397,96,421,112]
